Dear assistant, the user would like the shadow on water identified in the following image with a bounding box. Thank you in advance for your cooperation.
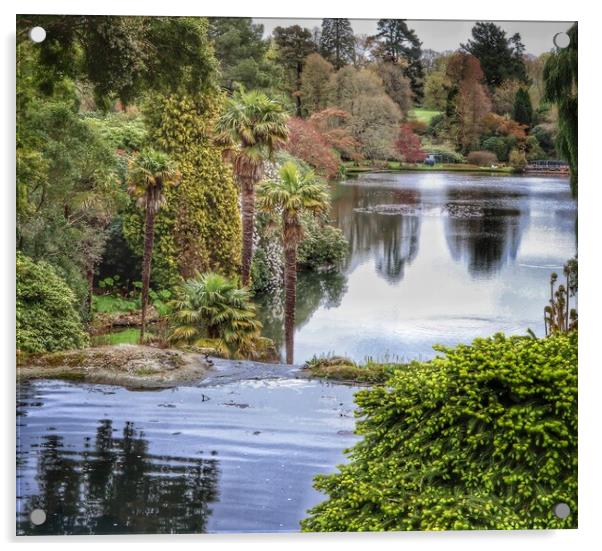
[443,187,528,278]
[17,419,219,535]
[258,270,348,356]
[332,185,421,283]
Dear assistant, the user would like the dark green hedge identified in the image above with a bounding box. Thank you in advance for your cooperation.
[17,253,89,354]
[302,332,577,531]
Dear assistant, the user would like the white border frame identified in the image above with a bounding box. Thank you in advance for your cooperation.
[2,1,600,549]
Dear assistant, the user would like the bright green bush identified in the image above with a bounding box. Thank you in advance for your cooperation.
[17,253,89,354]
[302,332,577,531]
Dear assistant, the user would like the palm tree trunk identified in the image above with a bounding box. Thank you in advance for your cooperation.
[140,198,156,342]
[240,177,256,286]
[284,240,297,364]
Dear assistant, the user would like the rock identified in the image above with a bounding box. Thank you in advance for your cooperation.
[17,344,212,390]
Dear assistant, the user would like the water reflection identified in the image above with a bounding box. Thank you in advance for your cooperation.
[332,185,421,282]
[259,271,348,357]
[444,188,527,277]
[17,420,219,535]
[257,172,576,364]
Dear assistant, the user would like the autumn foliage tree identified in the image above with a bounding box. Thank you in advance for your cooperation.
[286,117,340,178]
[395,123,426,163]
[285,108,361,178]
[446,53,492,152]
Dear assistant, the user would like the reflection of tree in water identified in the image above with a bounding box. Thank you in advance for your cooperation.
[444,188,527,277]
[17,420,219,535]
[257,270,347,353]
[332,185,421,283]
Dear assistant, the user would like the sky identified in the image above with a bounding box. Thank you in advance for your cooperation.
[253,19,574,56]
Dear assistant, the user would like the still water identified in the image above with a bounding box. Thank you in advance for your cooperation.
[260,171,577,364]
[17,372,360,535]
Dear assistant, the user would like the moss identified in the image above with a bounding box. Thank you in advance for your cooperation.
[304,355,392,384]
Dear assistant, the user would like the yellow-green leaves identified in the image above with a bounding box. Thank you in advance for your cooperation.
[301,332,578,532]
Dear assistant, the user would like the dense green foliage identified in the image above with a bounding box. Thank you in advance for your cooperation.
[17,253,89,353]
[302,332,577,531]
[17,15,218,106]
[168,273,269,359]
[461,22,527,87]
[297,214,348,270]
[208,18,282,92]
[125,94,242,288]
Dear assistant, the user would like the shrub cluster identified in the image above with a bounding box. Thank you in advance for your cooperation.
[467,150,498,166]
[17,253,89,354]
[302,332,577,531]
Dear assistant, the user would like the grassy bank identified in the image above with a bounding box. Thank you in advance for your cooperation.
[344,161,515,175]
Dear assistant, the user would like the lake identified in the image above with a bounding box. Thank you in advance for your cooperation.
[259,171,577,364]
[16,368,361,535]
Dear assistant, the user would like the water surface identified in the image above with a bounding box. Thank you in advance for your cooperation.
[17,374,360,535]
[259,171,577,363]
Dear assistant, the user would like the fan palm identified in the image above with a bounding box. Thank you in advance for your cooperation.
[257,161,330,363]
[215,90,289,285]
[169,272,266,359]
[127,149,180,341]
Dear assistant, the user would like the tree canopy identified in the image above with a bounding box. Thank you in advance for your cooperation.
[461,22,527,88]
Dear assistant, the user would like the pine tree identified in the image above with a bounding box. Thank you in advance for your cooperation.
[372,19,424,101]
[462,22,528,88]
[319,18,355,69]
[513,88,533,127]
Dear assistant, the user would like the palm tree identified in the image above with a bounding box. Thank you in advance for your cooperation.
[169,272,267,359]
[127,150,179,342]
[216,90,289,286]
[258,161,330,364]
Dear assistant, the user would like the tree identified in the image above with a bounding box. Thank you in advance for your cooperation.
[302,332,577,531]
[208,18,281,91]
[17,16,218,107]
[285,118,340,178]
[127,150,180,341]
[169,273,266,359]
[16,47,125,317]
[371,19,424,100]
[257,161,330,364]
[446,53,492,152]
[395,124,426,163]
[461,22,527,88]
[423,68,450,111]
[300,53,334,114]
[273,25,317,116]
[513,87,534,127]
[490,79,521,115]
[328,67,402,159]
[372,63,414,115]
[125,93,243,289]
[319,18,355,69]
[544,23,578,195]
[216,90,289,286]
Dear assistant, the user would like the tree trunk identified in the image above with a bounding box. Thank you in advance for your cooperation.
[295,62,303,117]
[140,198,156,342]
[85,264,94,320]
[240,177,256,286]
[284,240,297,365]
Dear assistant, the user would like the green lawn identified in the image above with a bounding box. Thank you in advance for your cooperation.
[91,328,141,346]
[409,108,442,125]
